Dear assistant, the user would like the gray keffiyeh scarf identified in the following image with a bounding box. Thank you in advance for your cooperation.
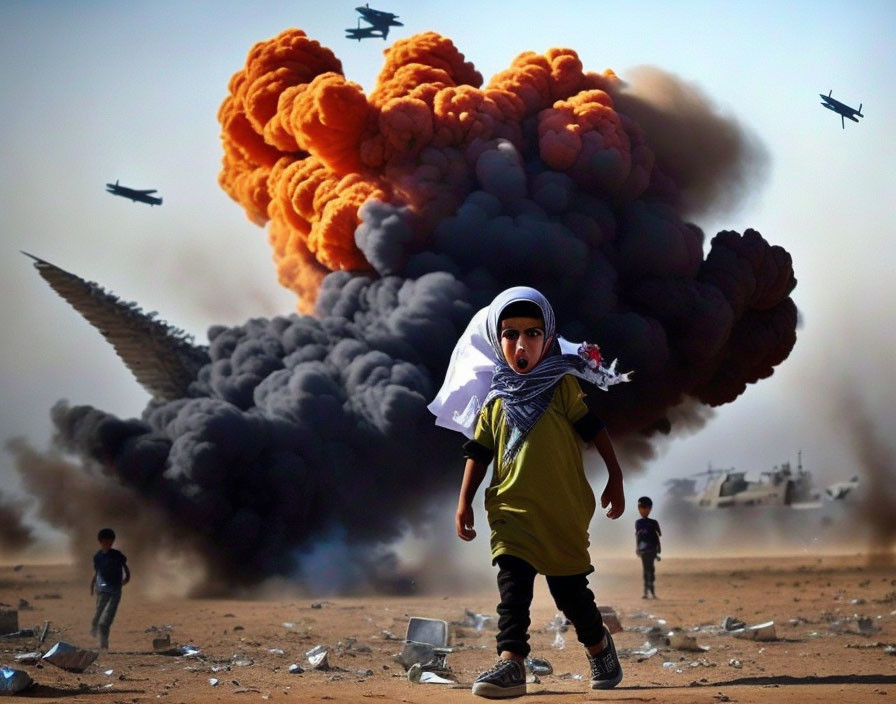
[482,287,626,467]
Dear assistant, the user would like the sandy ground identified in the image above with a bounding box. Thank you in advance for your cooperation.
[1,554,895,703]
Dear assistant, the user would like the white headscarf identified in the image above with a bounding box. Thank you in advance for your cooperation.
[428,287,631,446]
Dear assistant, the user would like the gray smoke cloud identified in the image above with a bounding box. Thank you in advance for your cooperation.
[0,489,35,555]
[608,66,771,220]
[840,388,896,554]
[12,48,800,592]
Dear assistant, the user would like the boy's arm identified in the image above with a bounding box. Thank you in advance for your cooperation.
[593,428,625,519]
[456,458,487,541]
[122,563,131,586]
[90,572,96,595]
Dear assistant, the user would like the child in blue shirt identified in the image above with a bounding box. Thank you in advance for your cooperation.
[90,528,130,649]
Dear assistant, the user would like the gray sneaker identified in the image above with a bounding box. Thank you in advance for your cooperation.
[587,627,623,689]
[472,658,526,698]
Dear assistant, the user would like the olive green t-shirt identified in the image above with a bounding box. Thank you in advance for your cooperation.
[473,375,596,576]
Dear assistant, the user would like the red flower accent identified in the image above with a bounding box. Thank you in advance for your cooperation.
[580,343,601,367]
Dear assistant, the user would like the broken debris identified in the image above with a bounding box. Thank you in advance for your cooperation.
[525,656,553,676]
[306,645,330,670]
[546,613,570,650]
[41,641,99,673]
[13,652,42,665]
[668,630,709,652]
[598,605,623,634]
[722,616,746,631]
[0,667,33,695]
[0,629,35,639]
[730,621,777,642]
[457,609,495,632]
[152,633,172,651]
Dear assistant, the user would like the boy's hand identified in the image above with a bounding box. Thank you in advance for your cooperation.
[600,477,625,519]
[456,503,477,541]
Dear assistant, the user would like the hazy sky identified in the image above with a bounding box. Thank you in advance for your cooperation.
[1,0,894,547]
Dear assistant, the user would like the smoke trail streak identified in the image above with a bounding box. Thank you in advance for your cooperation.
[23,253,209,401]
[16,30,799,591]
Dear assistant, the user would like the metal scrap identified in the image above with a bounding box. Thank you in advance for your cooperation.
[41,641,99,672]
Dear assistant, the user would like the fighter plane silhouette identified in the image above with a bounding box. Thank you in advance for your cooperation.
[106,180,162,206]
[819,90,863,129]
[346,4,402,41]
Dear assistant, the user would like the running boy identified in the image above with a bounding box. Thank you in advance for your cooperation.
[635,496,661,599]
[90,528,130,650]
[450,287,628,698]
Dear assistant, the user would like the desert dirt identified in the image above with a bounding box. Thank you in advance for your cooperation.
[1,553,895,703]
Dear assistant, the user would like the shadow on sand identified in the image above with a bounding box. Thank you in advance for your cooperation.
[16,684,146,698]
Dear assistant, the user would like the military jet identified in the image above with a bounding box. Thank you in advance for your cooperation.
[106,180,162,206]
[819,90,863,129]
[346,25,386,41]
[346,3,402,41]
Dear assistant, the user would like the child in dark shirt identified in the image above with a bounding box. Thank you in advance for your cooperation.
[635,497,661,599]
[90,528,130,649]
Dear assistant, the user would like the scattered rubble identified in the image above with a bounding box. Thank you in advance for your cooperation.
[599,606,623,634]
[396,616,453,675]
[722,616,746,631]
[456,609,495,632]
[397,640,439,670]
[13,652,42,665]
[306,645,330,670]
[152,633,172,651]
[41,641,99,672]
[0,667,33,695]
[545,613,570,650]
[38,620,50,644]
[407,664,455,685]
[730,620,777,642]
[525,656,553,676]
[0,608,19,635]
[627,645,659,661]
[668,630,710,652]
[0,629,35,639]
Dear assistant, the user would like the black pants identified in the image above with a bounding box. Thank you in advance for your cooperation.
[495,554,605,657]
[639,551,657,593]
